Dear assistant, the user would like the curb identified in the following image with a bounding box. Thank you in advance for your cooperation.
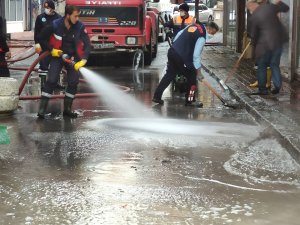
[202,64,300,164]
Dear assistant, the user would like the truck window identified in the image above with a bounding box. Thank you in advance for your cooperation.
[79,7,139,27]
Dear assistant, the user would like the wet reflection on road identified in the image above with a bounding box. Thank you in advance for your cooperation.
[1,42,300,225]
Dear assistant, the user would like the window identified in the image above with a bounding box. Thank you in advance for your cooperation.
[5,0,23,21]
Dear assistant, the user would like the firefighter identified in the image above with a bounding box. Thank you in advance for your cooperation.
[0,16,11,77]
[37,5,91,119]
[34,0,61,71]
[152,21,218,107]
[164,3,194,40]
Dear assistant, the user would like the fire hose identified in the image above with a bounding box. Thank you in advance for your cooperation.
[17,51,130,100]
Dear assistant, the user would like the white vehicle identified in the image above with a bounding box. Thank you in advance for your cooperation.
[148,0,173,42]
[173,3,214,23]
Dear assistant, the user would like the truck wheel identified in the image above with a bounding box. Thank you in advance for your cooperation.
[144,35,152,66]
[153,39,158,59]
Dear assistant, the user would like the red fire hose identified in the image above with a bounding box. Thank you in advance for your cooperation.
[17,51,131,100]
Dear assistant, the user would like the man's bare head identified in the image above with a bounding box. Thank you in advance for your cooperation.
[246,0,260,14]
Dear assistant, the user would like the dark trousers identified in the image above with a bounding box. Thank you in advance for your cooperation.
[39,52,51,71]
[153,47,197,101]
[0,54,10,77]
[257,47,283,93]
[42,57,80,97]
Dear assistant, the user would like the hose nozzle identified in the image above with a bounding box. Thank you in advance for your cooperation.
[62,54,75,65]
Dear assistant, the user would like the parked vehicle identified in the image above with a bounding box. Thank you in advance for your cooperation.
[66,0,159,65]
[173,3,214,23]
[147,0,173,42]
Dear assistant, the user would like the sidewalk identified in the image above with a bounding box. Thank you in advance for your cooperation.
[10,31,34,41]
[202,45,300,163]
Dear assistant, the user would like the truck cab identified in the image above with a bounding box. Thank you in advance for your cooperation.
[66,0,159,65]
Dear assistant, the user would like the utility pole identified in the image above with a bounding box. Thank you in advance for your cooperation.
[195,0,199,20]
[0,0,7,36]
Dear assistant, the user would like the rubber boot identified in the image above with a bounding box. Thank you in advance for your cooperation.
[266,67,272,89]
[63,97,78,118]
[37,97,49,119]
[249,80,258,87]
[185,85,196,106]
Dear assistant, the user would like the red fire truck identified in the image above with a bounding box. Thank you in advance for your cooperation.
[65,0,159,65]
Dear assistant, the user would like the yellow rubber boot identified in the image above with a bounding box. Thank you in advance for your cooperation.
[266,67,272,89]
[249,80,258,87]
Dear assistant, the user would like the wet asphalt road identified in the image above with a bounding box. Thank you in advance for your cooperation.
[1,42,300,225]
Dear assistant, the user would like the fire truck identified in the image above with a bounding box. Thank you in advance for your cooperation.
[66,0,160,65]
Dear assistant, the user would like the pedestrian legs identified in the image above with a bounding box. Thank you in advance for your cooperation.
[256,52,270,94]
[270,47,283,93]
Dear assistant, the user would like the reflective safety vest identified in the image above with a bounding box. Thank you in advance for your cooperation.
[173,15,194,26]
[172,15,194,36]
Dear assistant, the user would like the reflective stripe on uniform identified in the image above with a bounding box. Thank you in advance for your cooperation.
[65,92,75,98]
[41,91,52,98]
[54,33,62,40]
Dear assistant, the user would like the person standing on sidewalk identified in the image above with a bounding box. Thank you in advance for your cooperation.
[37,5,91,119]
[0,16,11,77]
[34,0,61,71]
[152,21,218,107]
[247,0,289,95]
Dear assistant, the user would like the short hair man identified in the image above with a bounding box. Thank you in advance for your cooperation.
[246,0,289,95]
[37,5,91,119]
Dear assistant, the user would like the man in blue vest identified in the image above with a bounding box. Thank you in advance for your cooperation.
[152,20,218,107]
[37,5,91,119]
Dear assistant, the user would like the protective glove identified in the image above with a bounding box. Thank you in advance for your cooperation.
[5,52,11,59]
[197,69,204,81]
[51,48,63,57]
[74,59,87,71]
[35,43,42,54]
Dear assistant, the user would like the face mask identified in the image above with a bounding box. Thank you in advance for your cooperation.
[180,12,185,17]
[45,8,51,15]
[207,34,214,39]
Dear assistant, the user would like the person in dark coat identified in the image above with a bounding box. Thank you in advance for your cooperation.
[34,0,61,70]
[247,0,289,95]
[0,16,11,77]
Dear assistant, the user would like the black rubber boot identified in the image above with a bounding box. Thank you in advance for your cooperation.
[37,97,49,119]
[63,97,78,118]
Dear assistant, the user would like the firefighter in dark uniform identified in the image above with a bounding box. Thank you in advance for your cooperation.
[152,21,218,107]
[0,16,11,77]
[37,5,91,119]
[34,0,61,70]
[164,3,194,40]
